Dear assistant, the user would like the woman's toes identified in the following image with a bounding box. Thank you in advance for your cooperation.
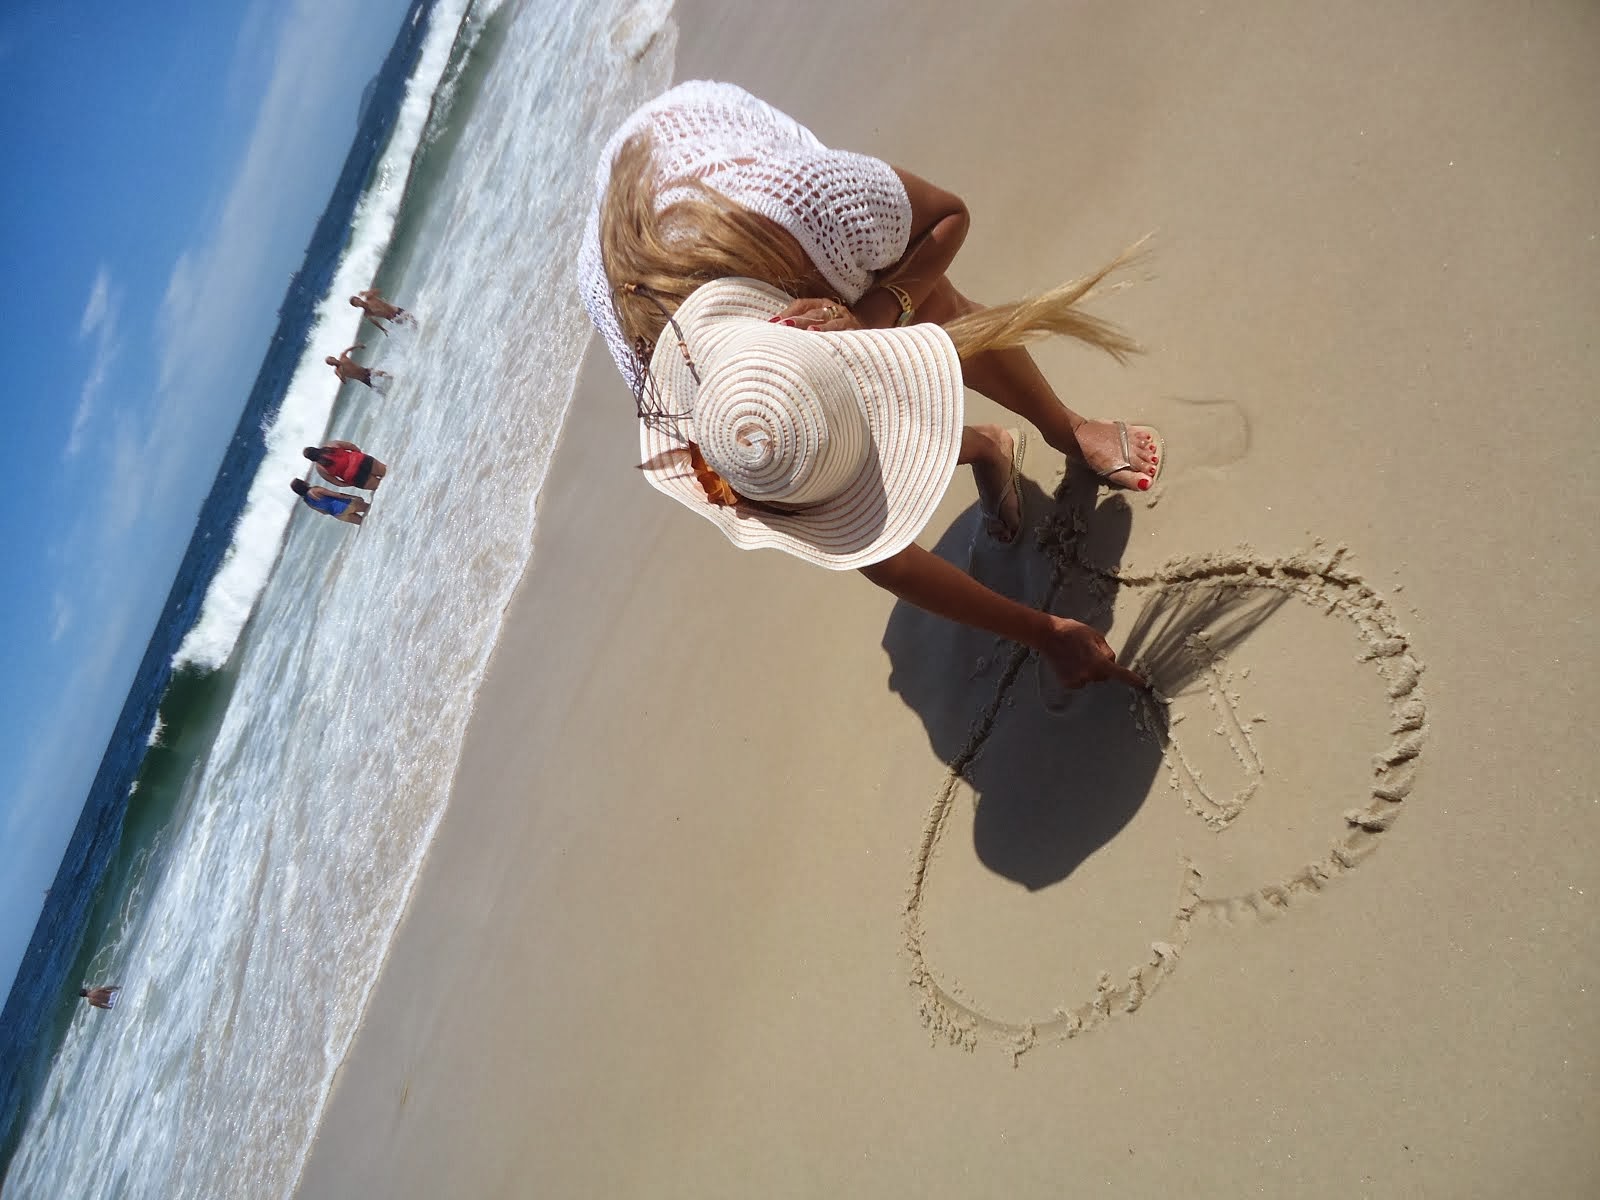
[1085,421,1163,491]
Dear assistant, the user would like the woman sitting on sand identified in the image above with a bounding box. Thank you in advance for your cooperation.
[599,271,1147,691]
[290,478,369,525]
[577,79,1161,550]
[578,83,1156,689]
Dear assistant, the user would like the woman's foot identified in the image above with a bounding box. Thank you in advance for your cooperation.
[969,425,1026,544]
[1074,419,1161,491]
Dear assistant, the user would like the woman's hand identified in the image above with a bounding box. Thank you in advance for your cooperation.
[769,296,862,332]
[859,546,1145,694]
[1038,616,1147,691]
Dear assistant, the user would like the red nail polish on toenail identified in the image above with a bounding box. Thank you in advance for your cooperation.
[1138,478,1151,490]
[779,319,796,326]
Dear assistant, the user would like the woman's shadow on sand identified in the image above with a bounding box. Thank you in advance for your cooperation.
[880,470,1285,891]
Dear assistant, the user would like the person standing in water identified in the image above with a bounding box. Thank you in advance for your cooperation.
[325,344,389,390]
[349,288,413,334]
[289,479,369,525]
[303,440,386,491]
[80,985,120,1010]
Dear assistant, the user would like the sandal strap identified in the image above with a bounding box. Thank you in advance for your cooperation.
[1094,420,1135,478]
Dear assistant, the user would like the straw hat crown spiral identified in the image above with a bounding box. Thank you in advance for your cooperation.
[639,276,963,569]
[692,323,870,507]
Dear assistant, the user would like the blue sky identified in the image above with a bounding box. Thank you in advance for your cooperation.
[0,0,417,996]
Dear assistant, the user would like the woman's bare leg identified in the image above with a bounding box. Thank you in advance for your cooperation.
[788,167,1160,489]
[919,278,1159,489]
[961,424,1023,544]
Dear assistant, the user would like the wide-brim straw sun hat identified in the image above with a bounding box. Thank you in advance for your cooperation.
[639,277,964,570]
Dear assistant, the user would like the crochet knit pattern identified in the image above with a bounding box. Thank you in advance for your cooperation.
[577,80,913,392]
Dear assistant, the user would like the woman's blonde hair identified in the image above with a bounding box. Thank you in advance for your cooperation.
[599,129,1143,364]
[600,132,813,354]
[940,243,1145,363]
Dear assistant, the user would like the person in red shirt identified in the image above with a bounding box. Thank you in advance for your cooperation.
[303,440,387,491]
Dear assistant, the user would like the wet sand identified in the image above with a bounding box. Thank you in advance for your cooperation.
[296,2,1600,1195]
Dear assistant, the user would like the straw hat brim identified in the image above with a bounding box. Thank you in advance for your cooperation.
[639,278,964,570]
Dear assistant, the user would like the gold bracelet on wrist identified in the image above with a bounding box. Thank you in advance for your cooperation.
[883,283,916,326]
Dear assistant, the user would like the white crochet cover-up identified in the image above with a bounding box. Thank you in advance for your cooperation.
[577,80,913,391]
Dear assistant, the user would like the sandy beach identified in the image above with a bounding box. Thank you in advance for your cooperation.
[295,2,1599,1195]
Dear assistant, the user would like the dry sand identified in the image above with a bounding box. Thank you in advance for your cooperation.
[296,2,1600,1195]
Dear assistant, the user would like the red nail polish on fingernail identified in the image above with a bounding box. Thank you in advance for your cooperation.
[767,315,781,322]
[779,319,795,326]
[1138,478,1151,491]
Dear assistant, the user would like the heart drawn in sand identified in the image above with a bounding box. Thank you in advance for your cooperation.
[903,531,1427,1062]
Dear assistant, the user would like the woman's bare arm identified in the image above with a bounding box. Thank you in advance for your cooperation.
[852,169,970,327]
[772,168,969,331]
[858,545,1144,691]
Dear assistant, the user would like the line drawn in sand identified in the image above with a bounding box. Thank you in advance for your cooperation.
[904,518,1427,1062]
[1159,626,1266,830]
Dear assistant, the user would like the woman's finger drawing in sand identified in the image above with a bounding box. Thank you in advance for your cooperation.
[578,81,1158,691]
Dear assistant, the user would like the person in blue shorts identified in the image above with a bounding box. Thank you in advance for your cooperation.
[290,478,369,525]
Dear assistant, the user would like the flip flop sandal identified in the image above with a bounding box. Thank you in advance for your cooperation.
[1093,420,1164,491]
[981,427,1028,546]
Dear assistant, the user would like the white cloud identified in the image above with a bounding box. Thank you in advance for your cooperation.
[66,266,122,460]
[160,252,194,341]
[50,2,386,646]
[101,1,383,553]
[155,0,377,400]
[99,416,151,537]
[51,592,73,642]
[79,268,112,337]
[4,0,407,991]
[39,0,406,698]
[67,350,111,459]
[225,0,283,111]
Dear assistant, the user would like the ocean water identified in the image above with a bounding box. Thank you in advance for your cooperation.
[0,0,675,1195]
